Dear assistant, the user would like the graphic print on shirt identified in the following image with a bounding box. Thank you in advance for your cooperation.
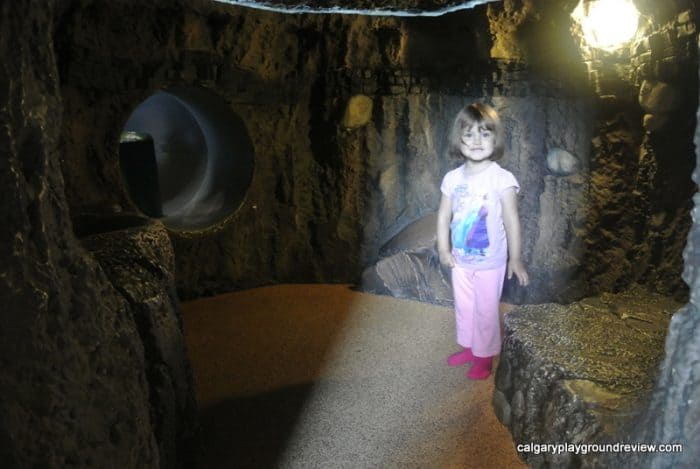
[451,185,490,260]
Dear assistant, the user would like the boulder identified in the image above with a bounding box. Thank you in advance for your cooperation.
[342,95,374,129]
[361,212,453,305]
[546,148,579,175]
[78,213,199,468]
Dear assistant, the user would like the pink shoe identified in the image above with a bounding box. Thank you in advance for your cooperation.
[447,348,474,366]
[467,356,492,380]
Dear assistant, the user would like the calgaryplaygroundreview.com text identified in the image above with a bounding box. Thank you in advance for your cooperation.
[517,442,683,456]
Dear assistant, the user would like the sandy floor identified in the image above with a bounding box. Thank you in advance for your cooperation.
[182,284,526,469]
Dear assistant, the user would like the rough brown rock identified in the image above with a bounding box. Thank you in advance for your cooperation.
[1,2,159,466]
[77,214,199,468]
[493,287,680,467]
[598,35,700,468]
[51,0,693,306]
[1,3,197,466]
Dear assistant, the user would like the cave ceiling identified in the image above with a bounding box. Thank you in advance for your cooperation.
[213,0,500,16]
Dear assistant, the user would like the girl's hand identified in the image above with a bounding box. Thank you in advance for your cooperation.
[508,258,529,286]
[439,250,456,268]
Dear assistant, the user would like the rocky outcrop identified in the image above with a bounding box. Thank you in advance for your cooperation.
[493,287,680,467]
[598,36,700,468]
[1,3,196,466]
[76,214,199,468]
[360,213,453,305]
[494,33,700,468]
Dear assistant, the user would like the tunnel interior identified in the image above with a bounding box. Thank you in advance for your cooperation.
[54,0,698,304]
[120,87,255,230]
[4,0,700,467]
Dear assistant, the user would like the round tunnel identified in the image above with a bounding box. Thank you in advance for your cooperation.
[120,86,254,231]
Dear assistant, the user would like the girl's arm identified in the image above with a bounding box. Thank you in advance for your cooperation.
[437,194,456,267]
[501,187,529,286]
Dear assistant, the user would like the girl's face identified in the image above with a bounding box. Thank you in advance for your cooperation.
[459,123,495,162]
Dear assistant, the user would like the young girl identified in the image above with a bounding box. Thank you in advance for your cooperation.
[437,102,529,380]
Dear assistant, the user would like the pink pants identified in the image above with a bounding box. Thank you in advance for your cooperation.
[451,264,506,357]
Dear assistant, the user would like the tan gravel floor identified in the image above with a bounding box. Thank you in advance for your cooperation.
[182,284,526,469]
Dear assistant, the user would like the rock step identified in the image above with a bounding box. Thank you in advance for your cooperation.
[493,286,681,468]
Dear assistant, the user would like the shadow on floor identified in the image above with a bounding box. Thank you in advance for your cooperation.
[196,383,314,469]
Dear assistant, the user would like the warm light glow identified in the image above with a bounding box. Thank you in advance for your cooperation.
[572,0,640,51]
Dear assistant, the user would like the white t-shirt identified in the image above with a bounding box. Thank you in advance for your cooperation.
[440,161,519,269]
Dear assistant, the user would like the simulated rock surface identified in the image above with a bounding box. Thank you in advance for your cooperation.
[361,248,453,305]
[52,0,694,306]
[494,32,700,469]
[3,0,698,466]
[77,214,199,468]
[599,37,700,468]
[1,2,185,466]
[493,287,680,468]
[361,212,454,305]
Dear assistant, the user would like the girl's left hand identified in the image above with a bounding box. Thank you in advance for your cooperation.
[508,259,529,286]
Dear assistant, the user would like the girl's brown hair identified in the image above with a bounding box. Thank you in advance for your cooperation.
[447,102,505,160]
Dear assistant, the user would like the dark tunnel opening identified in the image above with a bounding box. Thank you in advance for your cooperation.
[121,87,255,231]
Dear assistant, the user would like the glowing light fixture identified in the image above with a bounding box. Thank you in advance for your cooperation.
[572,0,640,51]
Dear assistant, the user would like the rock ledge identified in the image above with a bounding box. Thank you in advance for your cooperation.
[493,286,680,467]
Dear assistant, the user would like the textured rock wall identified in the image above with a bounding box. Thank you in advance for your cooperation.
[77,215,199,468]
[56,0,597,303]
[574,0,698,302]
[486,0,697,303]
[362,0,696,305]
[1,2,159,466]
[1,2,197,466]
[494,9,700,468]
[3,0,699,466]
[54,0,695,304]
[54,0,500,296]
[597,32,700,469]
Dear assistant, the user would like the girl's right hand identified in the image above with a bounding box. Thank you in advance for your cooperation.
[439,250,456,268]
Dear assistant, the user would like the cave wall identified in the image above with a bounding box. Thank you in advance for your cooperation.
[55,0,593,303]
[3,2,158,466]
[54,0,696,304]
[2,0,699,466]
[495,32,700,468]
[56,1,509,297]
[574,0,698,302]
[484,0,697,305]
